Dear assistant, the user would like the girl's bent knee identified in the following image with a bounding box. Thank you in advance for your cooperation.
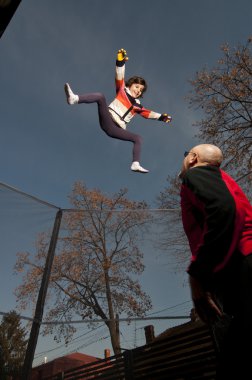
[95,93,105,101]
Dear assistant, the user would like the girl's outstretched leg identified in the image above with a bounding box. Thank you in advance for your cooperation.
[64,83,79,104]
[64,86,116,133]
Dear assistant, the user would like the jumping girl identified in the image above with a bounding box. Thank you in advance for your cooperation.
[64,49,172,173]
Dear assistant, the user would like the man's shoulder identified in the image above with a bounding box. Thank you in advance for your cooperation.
[184,165,217,180]
[185,165,220,179]
[183,166,222,193]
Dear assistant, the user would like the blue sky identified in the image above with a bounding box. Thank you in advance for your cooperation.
[1,0,252,366]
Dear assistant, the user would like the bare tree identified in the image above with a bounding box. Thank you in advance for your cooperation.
[187,36,252,195]
[156,37,252,273]
[14,182,152,356]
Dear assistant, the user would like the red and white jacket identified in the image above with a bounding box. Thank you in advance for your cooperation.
[108,60,162,129]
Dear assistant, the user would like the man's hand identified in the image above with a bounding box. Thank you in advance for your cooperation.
[194,292,223,323]
[117,48,129,62]
[189,275,223,323]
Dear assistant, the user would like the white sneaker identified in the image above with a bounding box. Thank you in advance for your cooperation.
[64,83,79,105]
[131,161,149,173]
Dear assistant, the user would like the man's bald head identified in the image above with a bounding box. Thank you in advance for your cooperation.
[180,144,223,178]
[193,144,223,166]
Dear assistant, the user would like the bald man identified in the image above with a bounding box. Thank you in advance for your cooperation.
[180,144,252,379]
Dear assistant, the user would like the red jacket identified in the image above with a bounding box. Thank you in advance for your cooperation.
[180,165,252,287]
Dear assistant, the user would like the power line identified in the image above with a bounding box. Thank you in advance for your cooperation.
[1,298,192,326]
[61,207,180,213]
[146,300,191,316]
[34,325,104,358]
[0,311,190,325]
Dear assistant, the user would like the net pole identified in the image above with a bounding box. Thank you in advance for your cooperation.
[21,209,62,380]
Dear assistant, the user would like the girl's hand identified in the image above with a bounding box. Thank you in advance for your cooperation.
[117,48,129,62]
[159,113,172,123]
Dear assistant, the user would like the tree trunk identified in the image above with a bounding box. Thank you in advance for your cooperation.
[104,268,121,355]
[107,318,121,355]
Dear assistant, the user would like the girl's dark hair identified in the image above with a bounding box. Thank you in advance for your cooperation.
[125,76,147,97]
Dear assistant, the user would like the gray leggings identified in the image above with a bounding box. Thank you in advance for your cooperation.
[78,93,142,162]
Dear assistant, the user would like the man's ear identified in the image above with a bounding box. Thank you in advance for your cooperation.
[188,153,198,168]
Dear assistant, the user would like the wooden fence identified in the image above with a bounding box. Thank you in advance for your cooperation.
[42,321,217,380]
